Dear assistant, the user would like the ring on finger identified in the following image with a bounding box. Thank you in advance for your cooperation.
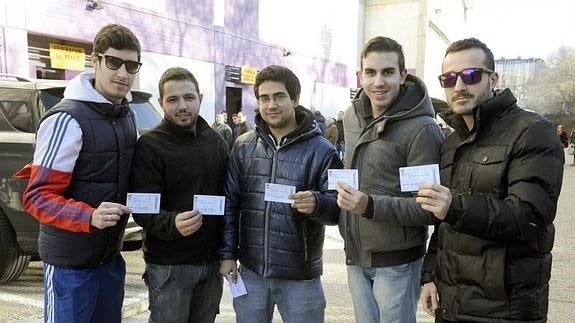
[108,214,112,221]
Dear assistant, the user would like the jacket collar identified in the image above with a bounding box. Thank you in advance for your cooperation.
[441,88,517,138]
[255,105,320,146]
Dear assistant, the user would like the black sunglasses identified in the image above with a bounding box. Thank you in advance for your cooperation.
[438,67,493,88]
[97,53,142,74]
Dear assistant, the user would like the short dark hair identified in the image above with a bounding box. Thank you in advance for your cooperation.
[93,24,141,60]
[444,38,495,71]
[360,36,405,71]
[254,65,301,101]
[158,67,200,100]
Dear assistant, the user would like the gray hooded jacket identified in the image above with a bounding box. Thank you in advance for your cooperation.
[338,74,444,267]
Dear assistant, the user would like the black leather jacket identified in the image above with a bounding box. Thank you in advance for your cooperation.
[422,89,564,322]
[219,106,342,280]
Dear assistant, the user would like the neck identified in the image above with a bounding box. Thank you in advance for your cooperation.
[462,115,475,131]
[372,106,387,119]
[269,122,297,143]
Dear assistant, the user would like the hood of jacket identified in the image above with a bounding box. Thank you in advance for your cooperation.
[352,74,435,124]
[254,105,321,145]
[63,71,133,103]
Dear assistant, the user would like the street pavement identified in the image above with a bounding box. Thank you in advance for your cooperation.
[1,152,574,322]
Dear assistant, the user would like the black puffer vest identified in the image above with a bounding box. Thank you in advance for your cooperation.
[39,99,136,267]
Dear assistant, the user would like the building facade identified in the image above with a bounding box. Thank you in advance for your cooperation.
[0,0,360,124]
[361,0,472,100]
[496,57,544,107]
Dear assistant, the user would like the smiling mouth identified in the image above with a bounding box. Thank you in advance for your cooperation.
[372,90,388,97]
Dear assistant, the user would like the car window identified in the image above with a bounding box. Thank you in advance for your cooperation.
[39,88,161,135]
[130,101,162,135]
[0,88,35,133]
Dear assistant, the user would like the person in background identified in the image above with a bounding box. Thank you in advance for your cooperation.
[570,127,575,165]
[314,110,327,135]
[325,117,338,146]
[557,124,568,148]
[234,110,252,139]
[213,111,234,148]
[335,110,345,158]
[231,112,239,138]
[130,67,228,323]
[22,24,141,323]
[418,37,564,323]
[219,65,342,323]
[337,36,443,323]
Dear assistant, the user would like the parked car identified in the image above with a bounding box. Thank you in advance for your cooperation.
[0,74,162,283]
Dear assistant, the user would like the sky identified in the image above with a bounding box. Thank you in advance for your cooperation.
[466,0,575,60]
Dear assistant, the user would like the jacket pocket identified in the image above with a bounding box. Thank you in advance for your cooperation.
[469,145,508,196]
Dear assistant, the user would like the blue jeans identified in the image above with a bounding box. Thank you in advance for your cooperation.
[347,258,423,323]
[144,260,223,323]
[43,254,125,323]
[233,266,326,323]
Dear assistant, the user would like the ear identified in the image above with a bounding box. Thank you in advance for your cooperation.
[292,95,299,108]
[199,93,203,106]
[90,52,99,69]
[490,72,499,90]
[400,69,408,84]
[358,69,364,86]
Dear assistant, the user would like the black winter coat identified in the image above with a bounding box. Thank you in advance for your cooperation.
[421,89,564,322]
[130,117,228,265]
[219,106,342,280]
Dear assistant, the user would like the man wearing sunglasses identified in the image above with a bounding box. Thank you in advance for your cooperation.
[23,24,141,323]
[417,38,564,322]
[336,36,443,323]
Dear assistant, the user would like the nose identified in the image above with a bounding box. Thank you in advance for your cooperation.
[453,74,467,91]
[374,72,385,86]
[115,63,129,78]
[176,98,188,110]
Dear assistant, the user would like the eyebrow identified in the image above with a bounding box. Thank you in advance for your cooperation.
[259,91,287,97]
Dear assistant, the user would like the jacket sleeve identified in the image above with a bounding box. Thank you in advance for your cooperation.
[443,120,564,242]
[370,122,444,225]
[129,137,182,241]
[219,140,243,260]
[22,113,94,233]
[309,147,343,225]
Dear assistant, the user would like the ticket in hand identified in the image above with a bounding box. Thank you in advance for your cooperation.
[399,164,440,192]
[264,183,296,204]
[193,195,225,215]
[126,193,161,214]
[225,273,247,298]
[328,169,359,190]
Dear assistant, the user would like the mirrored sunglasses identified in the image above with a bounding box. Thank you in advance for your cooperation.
[438,67,493,88]
[97,53,142,74]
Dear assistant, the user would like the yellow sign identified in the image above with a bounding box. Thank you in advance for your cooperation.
[49,43,86,71]
[240,65,258,84]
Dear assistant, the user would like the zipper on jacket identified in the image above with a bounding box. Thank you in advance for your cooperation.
[263,148,279,276]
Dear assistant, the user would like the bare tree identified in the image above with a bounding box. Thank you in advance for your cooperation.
[524,47,575,115]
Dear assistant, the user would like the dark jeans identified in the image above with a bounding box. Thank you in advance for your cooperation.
[144,260,223,323]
